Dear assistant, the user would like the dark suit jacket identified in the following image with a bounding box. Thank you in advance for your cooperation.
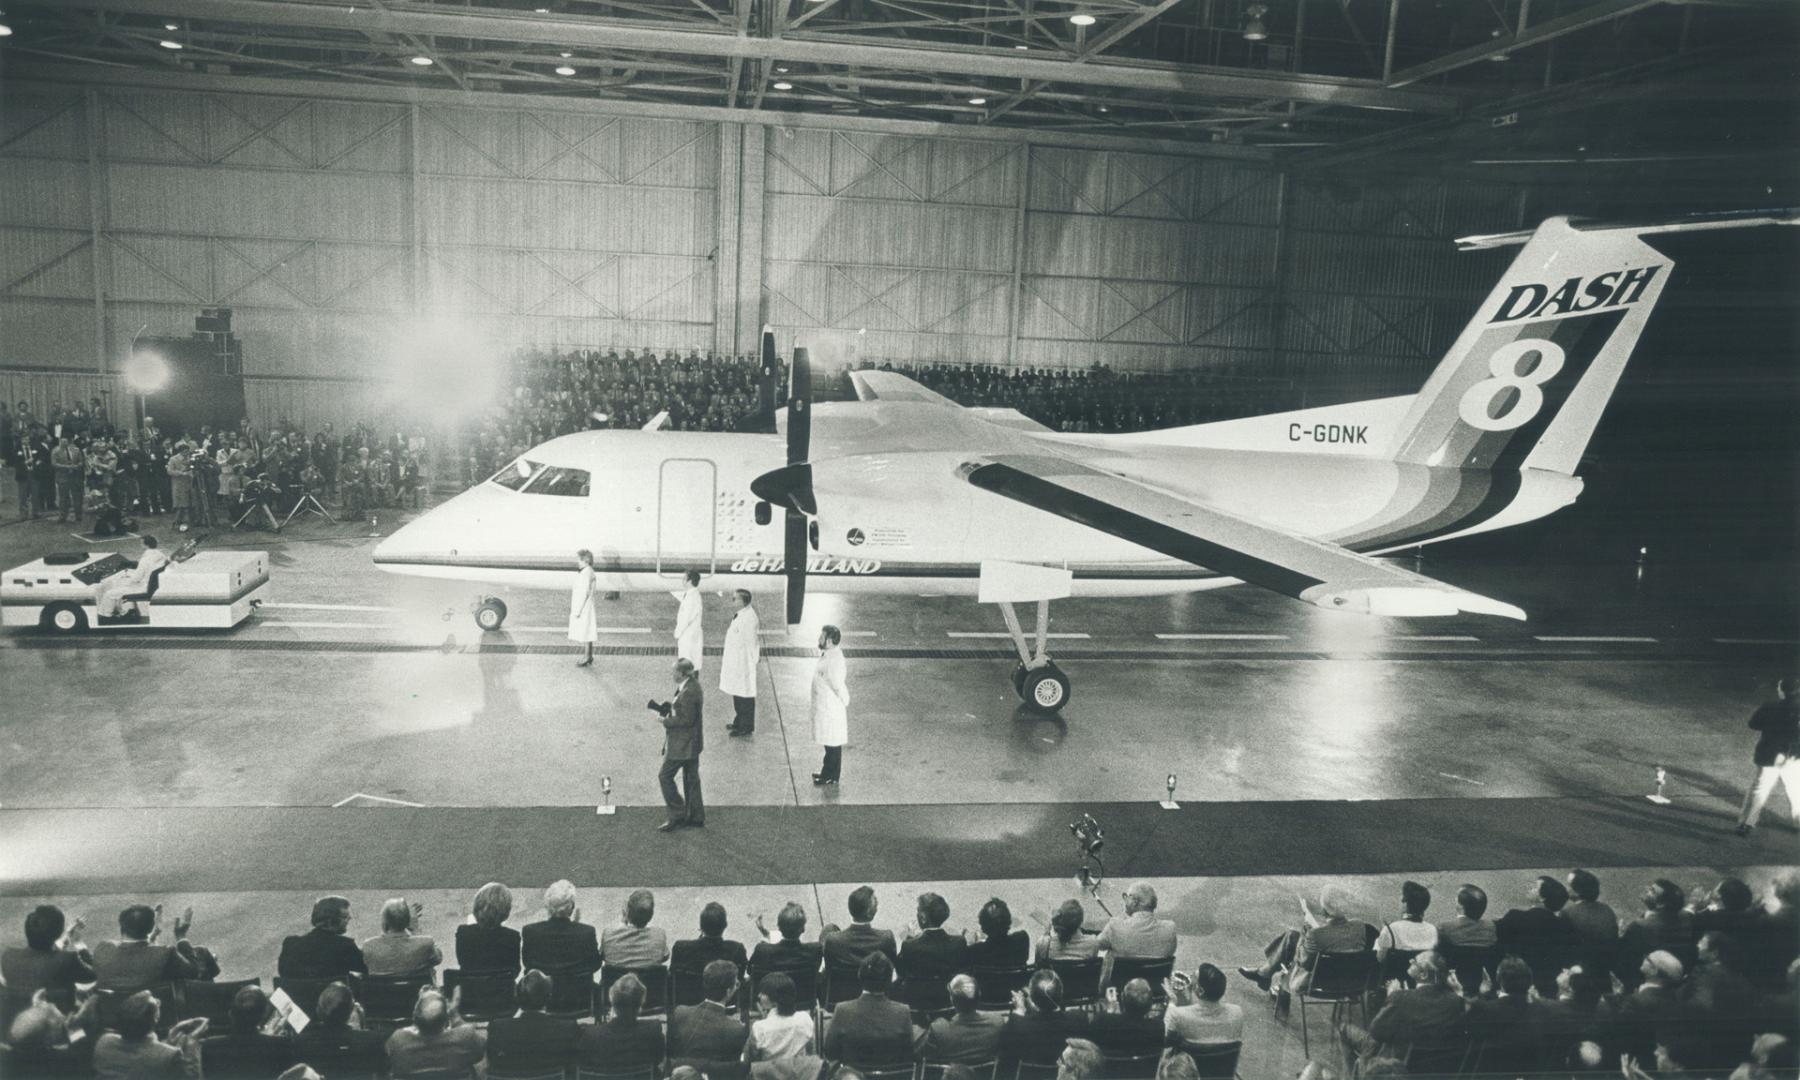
[488,1010,582,1073]
[1466,995,1540,1072]
[673,935,749,973]
[1367,983,1467,1050]
[898,929,969,979]
[581,1016,668,1070]
[522,917,602,976]
[1088,1013,1166,1058]
[91,940,200,991]
[663,678,704,760]
[1000,1010,1091,1066]
[454,923,521,975]
[1495,908,1580,993]
[293,1025,388,1078]
[669,1000,748,1062]
[2,946,96,1000]
[824,992,919,1066]
[965,931,1031,970]
[276,928,367,980]
[751,939,823,979]
[823,924,898,971]
[923,1011,1006,1065]
[200,1031,297,1079]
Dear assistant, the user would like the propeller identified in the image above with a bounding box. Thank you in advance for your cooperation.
[749,344,814,625]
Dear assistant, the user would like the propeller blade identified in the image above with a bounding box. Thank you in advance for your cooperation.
[758,326,778,416]
[788,346,811,465]
[784,509,808,625]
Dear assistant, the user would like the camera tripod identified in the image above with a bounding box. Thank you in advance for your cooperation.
[281,490,335,528]
[232,496,281,532]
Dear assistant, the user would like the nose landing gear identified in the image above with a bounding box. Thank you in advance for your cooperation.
[473,596,508,632]
[999,599,1070,713]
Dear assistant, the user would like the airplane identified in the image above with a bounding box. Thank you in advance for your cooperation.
[374,212,1795,713]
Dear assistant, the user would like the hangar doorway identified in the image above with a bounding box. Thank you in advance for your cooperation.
[657,458,717,577]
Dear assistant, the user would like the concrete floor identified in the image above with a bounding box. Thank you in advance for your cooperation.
[1,502,1795,1075]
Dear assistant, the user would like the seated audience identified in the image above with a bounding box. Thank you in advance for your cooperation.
[488,969,581,1075]
[1562,868,1620,972]
[1057,1037,1105,1080]
[291,981,386,1077]
[898,892,970,980]
[455,881,521,975]
[824,953,921,1066]
[199,983,295,1079]
[602,888,671,971]
[1002,969,1092,1067]
[1038,900,1101,963]
[1240,884,1369,996]
[752,902,824,979]
[1464,956,1542,1073]
[278,896,366,981]
[1156,1048,1203,1080]
[922,974,1006,1064]
[673,900,750,973]
[92,903,208,991]
[1090,978,1165,1057]
[5,990,98,1078]
[966,897,1031,969]
[1611,950,1686,1063]
[1693,878,1764,953]
[521,879,600,977]
[1436,883,1497,949]
[669,959,749,1064]
[1531,965,1610,1062]
[1163,963,1243,1047]
[1619,879,1697,986]
[384,987,485,1079]
[361,897,441,979]
[1099,883,1178,980]
[2,905,95,1003]
[91,989,208,1080]
[1496,875,1580,996]
[1338,951,1466,1069]
[823,886,898,971]
[580,971,667,1070]
[1373,880,1438,968]
[747,972,816,1061]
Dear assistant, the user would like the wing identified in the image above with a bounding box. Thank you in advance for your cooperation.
[847,370,1053,433]
[961,454,1525,619]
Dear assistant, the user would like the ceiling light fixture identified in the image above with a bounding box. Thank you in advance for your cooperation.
[560,50,572,58]
[555,64,576,76]
[1487,28,1510,60]
[1097,104,1108,112]
[773,80,793,90]
[409,55,433,66]
[1014,44,1028,50]
[1068,13,1095,26]
[1243,3,1267,41]
[969,96,987,105]
[776,65,789,73]
[164,22,178,30]
[0,22,13,37]
[159,38,183,49]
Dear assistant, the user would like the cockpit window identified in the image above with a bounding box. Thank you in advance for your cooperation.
[489,458,540,492]
[527,465,590,497]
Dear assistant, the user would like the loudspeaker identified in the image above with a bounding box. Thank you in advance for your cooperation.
[195,307,233,334]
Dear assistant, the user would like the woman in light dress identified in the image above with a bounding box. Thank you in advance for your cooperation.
[744,972,813,1062]
[569,548,600,666]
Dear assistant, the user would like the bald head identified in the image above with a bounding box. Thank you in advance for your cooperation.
[413,989,450,1035]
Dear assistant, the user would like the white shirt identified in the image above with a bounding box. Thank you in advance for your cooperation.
[1374,918,1439,958]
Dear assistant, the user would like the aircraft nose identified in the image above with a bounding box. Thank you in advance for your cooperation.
[373,503,459,565]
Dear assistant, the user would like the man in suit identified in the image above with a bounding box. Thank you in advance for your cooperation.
[1001,970,1091,1069]
[923,974,1005,1064]
[581,972,667,1071]
[1089,979,1165,1058]
[93,904,207,992]
[90,991,208,1080]
[824,886,898,971]
[488,969,581,1076]
[277,896,367,981]
[673,901,749,974]
[1339,951,1467,1072]
[898,893,968,980]
[752,902,824,980]
[198,984,295,1079]
[1464,956,1543,1074]
[824,953,922,1067]
[4,905,95,1003]
[1496,876,1581,997]
[669,959,749,1065]
[657,658,705,831]
[521,880,601,978]
[293,981,388,1077]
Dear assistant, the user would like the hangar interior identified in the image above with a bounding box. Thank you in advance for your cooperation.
[1,0,1798,1077]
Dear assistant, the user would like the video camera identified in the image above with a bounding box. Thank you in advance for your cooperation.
[1069,813,1104,857]
[646,698,672,716]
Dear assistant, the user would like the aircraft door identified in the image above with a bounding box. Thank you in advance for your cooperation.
[657,458,717,576]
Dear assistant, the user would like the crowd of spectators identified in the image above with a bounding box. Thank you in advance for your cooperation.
[2,870,1795,1080]
[0,399,429,530]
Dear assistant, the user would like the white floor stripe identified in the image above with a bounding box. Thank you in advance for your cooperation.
[1394,635,1480,642]
[1534,635,1658,643]
[947,631,1091,639]
[1714,637,1800,645]
[264,602,397,612]
[263,621,393,630]
[331,792,424,808]
[1155,633,1288,641]
[759,629,877,637]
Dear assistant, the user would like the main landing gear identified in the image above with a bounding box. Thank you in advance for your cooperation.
[473,595,508,632]
[998,599,1070,713]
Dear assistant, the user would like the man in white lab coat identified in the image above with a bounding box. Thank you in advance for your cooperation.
[720,590,760,736]
[672,570,704,672]
[811,625,850,786]
[95,534,171,619]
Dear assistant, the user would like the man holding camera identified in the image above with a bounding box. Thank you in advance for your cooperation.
[654,658,705,832]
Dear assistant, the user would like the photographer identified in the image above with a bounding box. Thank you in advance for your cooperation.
[653,658,705,831]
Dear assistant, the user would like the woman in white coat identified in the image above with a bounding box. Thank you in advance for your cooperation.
[568,549,599,666]
[673,569,704,671]
[720,589,761,736]
[811,624,850,786]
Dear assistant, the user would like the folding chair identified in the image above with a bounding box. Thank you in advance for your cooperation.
[177,977,262,1026]
[1106,959,1175,1007]
[360,974,435,1027]
[1173,1040,1241,1080]
[1048,958,1103,1011]
[970,966,1031,1010]
[596,964,669,1019]
[442,968,517,1023]
[1295,950,1376,1057]
[545,969,597,1019]
[1100,1050,1162,1079]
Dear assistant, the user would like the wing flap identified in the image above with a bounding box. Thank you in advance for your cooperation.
[962,455,1524,620]
[847,370,958,406]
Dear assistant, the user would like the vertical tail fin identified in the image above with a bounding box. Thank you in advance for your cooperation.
[1388,216,1674,475]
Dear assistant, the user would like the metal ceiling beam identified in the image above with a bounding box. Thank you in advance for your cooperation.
[1386,0,1666,87]
[37,0,1461,112]
[7,63,1279,160]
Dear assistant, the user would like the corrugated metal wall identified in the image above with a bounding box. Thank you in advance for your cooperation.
[1,78,1531,420]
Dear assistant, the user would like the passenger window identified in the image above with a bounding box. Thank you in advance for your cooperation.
[526,465,591,497]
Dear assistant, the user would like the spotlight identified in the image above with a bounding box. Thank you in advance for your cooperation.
[0,22,15,36]
[1069,812,1104,857]
[772,80,793,90]
[159,39,183,49]
[164,22,178,31]
[1015,44,1028,50]
[409,55,433,66]
[1068,13,1096,26]
[555,64,576,75]
[969,96,987,105]
[124,349,170,395]
[1243,3,1267,41]
[776,65,789,73]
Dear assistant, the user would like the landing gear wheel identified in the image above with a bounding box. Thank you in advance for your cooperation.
[474,597,508,632]
[45,603,88,634]
[1022,664,1070,713]
[1011,663,1028,696]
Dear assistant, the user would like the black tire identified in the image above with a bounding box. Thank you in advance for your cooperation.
[1022,664,1070,713]
[475,597,508,632]
[1011,663,1028,697]
[44,603,88,634]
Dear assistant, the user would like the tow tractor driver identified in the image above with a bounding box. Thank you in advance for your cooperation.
[94,534,171,618]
